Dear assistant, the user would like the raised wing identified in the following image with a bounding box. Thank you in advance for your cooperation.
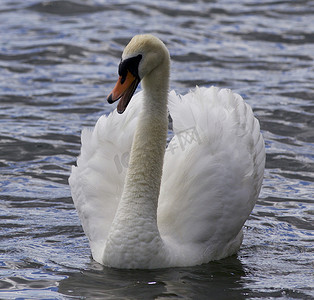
[158,87,265,261]
[69,92,143,263]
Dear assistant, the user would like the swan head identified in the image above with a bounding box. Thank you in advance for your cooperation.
[107,34,170,114]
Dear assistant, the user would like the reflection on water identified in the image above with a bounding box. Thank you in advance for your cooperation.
[0,0,313,299]
[58,257,247,299]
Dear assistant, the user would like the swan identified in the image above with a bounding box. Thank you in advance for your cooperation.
[69,34,265,269]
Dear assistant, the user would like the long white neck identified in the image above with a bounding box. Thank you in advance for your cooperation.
[122,69,169,208]
[103,58,170,269]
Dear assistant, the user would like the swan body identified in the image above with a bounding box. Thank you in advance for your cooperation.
[69,34,265,269]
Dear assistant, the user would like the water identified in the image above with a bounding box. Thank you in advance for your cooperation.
[0,0,313,299]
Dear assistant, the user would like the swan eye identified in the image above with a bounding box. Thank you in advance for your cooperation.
[119,54,142,84]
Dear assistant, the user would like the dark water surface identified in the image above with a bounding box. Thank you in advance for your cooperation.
[0,0,313,299]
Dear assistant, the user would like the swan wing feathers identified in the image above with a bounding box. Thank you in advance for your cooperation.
[69,91,143,262]
[158,86,265,261]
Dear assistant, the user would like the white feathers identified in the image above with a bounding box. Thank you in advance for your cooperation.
[158,87,265,263]
[69,92,143,263]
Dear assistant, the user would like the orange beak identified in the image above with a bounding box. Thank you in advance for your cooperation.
[107,70,140,114]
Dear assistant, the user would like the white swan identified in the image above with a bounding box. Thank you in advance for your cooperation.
[69,34,265,269]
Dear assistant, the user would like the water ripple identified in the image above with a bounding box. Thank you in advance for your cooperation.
[0,0,313,298]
